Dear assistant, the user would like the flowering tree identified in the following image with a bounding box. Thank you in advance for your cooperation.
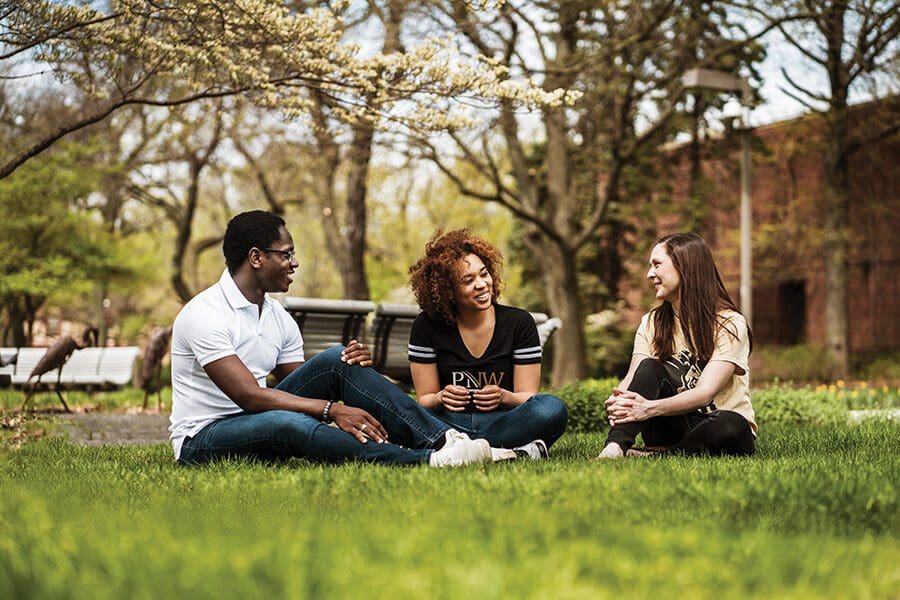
[0,0,572,180]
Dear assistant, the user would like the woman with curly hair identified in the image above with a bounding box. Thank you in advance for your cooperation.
[407,229,568,459]
[596,232,757,459]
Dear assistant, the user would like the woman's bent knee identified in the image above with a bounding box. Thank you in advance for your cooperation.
[530,394,569,432]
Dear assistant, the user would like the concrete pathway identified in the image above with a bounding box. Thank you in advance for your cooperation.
[57,413,170,446]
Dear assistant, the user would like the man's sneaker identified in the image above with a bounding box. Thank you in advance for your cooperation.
[429,437,492,467]
[491,447,517,462]
[513,439,549,460]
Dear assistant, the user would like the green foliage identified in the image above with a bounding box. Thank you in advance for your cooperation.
[552,378,900,433]
[753,385,850,427]
[755,346,900,384]
[551,378,616,433]
[855,351,900,381]
[584,306,635,378]
[0,143,136,342]
[753,344,837,382]
[0,424,897,598]
[0,147,103,294]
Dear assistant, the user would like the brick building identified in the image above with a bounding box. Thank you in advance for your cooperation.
[632,100,899,352]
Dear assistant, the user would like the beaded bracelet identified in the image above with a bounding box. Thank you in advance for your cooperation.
[322,400,334,423]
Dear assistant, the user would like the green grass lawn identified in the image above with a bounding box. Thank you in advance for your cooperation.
[1,423,897,599]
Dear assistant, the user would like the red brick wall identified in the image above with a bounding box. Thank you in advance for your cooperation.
[624,101,900,352]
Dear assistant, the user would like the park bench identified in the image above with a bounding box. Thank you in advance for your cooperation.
[0,347,16,388]
[280,296,563,386]
[368,303,421,382]
[7,346,141,390]
[281,297,376,357]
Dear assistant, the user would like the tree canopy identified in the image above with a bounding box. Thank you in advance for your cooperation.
[0,142,135,345]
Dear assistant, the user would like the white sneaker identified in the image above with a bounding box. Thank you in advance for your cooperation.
[513,439,549,460]
[443,428,473,448]
[491,447,517,462]
[595,443,624,460]
[429,437,492,467]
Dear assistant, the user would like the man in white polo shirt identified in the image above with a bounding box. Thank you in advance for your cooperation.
[169,210,494,467]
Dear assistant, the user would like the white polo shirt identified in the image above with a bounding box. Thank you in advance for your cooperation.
[169,269,304,459]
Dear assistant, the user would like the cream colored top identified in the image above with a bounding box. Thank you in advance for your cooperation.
[633,309,756,434]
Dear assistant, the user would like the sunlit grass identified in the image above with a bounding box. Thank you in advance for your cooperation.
[0,424,897,599]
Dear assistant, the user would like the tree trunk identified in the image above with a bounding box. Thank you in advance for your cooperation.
[823,111,851,377]
[822,3,851,378]
[171,156,203,304]
[340,123,374,300]
[4,294,40,347]
[527,235,587,386]
[8,303,28,348]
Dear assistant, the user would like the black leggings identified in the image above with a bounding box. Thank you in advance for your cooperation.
[604,358,755,456]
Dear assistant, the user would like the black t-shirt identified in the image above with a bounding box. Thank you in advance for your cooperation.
[408,304,542,400]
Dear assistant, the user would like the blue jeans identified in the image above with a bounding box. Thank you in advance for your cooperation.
[179,347,452,466]
[426,394,568,449]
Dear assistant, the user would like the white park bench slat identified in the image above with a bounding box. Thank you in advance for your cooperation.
[11,348,48,385]
[59,348,106,384]
[98,347,141,387]
[8,346,140,390]
[0,347,17,377]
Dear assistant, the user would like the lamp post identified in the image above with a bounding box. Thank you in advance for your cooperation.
[682,68,753,329]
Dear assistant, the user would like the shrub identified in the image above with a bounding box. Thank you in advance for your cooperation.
[551,378,616,433]
[855,351,900,381]
[753,385,847,427]
[552,378,899,432]
[753,344,835,382]
[753,381,898,426]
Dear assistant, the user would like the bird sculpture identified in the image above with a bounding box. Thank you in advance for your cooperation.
[22,325,99,412]
[137,325,173,410]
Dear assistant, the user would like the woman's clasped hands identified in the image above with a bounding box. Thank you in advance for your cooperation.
[439,384,504,412]
[604,388,655,426]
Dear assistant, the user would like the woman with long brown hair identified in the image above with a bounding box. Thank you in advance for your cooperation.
[407,229,568,459]
[597,233,757,459]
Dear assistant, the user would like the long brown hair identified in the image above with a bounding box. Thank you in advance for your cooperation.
[651,233,752,362]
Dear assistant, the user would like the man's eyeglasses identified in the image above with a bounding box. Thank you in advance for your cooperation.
[261,248,296,262]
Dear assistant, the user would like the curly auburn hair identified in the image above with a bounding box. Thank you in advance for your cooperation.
[408,229,504,324]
